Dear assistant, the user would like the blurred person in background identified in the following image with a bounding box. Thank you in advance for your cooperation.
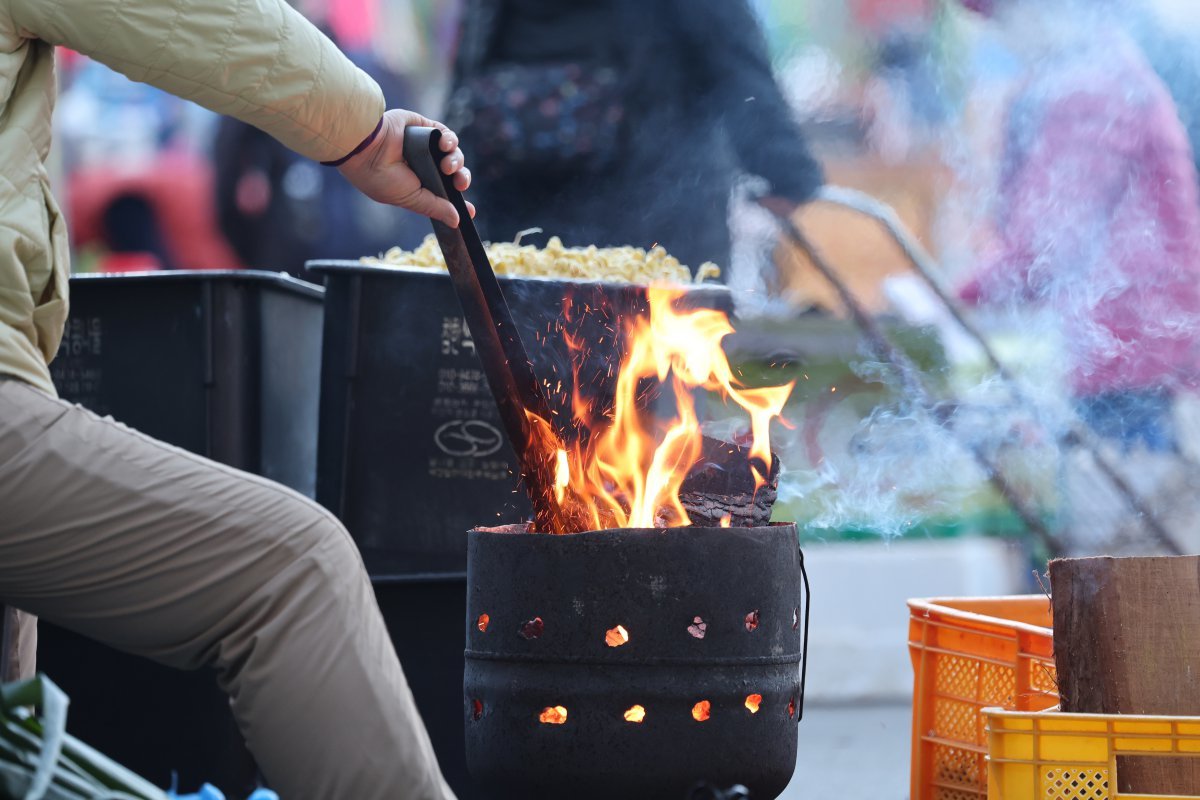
[0,0,472,796]
[957,0,1200,453]
[446,0,824,275]
[55,54,223,272]
[214,1,428,274]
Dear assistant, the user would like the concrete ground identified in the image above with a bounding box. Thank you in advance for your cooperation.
[765,535,1022,800]
[778,701,912,800]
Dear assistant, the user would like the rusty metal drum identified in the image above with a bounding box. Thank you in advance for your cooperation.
[464,523,809,800]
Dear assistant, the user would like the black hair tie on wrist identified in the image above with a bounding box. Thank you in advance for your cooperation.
[321,117,385,167]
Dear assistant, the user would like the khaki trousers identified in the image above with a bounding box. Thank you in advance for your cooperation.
[0,379,455,800]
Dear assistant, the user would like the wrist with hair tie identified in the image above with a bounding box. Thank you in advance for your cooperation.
[321,117,384,167]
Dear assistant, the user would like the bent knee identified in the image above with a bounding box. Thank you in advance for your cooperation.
[273,500,368,587]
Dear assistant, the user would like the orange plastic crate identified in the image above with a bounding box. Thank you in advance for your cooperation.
[908,596,1058,800]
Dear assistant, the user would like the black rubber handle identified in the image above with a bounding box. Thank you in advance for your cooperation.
[402,126,562,524]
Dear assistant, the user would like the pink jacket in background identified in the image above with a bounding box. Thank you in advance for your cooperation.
[961,32,1200,396]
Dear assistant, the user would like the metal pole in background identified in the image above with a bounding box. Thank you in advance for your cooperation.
[795,186,1184,556]
[770,210,1065,556]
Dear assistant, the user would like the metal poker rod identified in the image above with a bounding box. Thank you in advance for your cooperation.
[402,125,569,533]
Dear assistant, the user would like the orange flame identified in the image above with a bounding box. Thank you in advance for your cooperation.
[554,448,570,505]
[539,706,568,725]
[719,514,732,528]
[745,694,762,714]
[529,287,794,533]
[623,704,646,723]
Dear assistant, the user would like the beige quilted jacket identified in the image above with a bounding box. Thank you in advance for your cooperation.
[0,0,384,395]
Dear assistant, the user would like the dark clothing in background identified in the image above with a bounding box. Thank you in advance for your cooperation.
[214,49,426,277]
[448,0,823,273]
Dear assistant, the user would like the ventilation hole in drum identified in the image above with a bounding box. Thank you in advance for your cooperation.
[605,625,630,647]
[539,706,568,725]
[624,705,646,723]
[744,610,760,632]
[519,617,544,640]
[793,607,799,631]
[787,695,796,719]
[687,616,707,639]
[745,694,762,714]
[692,700,712,722]
[471,699,483,721]
[476,614,490,633]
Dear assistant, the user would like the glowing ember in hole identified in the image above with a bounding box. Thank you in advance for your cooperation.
[744,610,760,632]
[793,607,799,631]
[719,514,732,528]
[745,694,762,714]
[624,705,646,723]
[787,696,796,719]
[519,617,544,640]
[692,700,711,722]
[471,698,484,721]
[476,613,490,633]
[605,625,630,648]
[539,705,568,725]
[687,616,707,639]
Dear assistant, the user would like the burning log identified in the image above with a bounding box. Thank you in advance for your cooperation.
[678,436,780,528]
[1050,555,1200,794]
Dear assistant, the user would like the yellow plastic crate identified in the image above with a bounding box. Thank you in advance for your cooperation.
[909,596,1058,800]
[986,707,1200,798]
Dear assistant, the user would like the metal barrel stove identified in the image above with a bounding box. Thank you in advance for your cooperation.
[465,523,809,800]
[310,260,733,796]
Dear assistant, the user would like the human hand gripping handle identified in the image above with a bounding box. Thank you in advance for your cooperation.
[333,109,476,228]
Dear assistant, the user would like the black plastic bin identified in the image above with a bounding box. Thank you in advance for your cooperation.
[50,270,324,496]
[38,270,325,794]
[311,261,732,577]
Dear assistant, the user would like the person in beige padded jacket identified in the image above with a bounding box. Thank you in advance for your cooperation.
[0,0,473,797]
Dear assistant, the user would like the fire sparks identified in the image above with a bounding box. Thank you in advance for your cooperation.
[528,287,794,533]
[539,706,568,725]
[745,694,762,714]
[623,705,646,723]
[605,625,630,647]
[692,700,712,722]
[476,613,490,633]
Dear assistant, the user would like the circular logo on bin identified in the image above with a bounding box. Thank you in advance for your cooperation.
[434,419,505,457]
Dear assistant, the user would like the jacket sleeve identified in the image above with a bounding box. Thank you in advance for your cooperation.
[675,0,823,202]
[7,0,384,163]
